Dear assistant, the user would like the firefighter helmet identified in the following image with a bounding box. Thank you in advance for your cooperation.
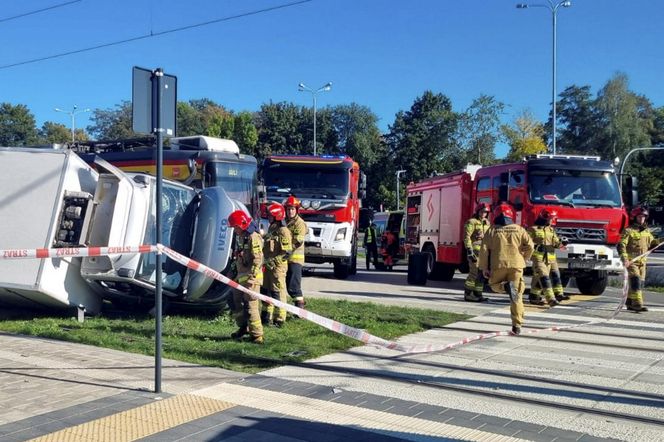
[475,202,491,214]
[228,210,251,230]
[284,195,301,208]
[493,203,515,220]
[630,206,649,219]
[537,208,558,225]
[268,202,286,221]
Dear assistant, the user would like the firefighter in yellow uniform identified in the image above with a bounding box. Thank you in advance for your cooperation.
[528,209,570,307]
[463,203,491,302]
[479,203,534,335]
[227,210,264,344]
[618,206,658,312]
[285,196,307,309]
[261,202,292,326]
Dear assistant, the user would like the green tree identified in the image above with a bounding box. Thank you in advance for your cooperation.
[553,85,599,155]
[233,111,258,154]
[87,101,136,140]
[0,103,38,146]
[651,106,664,146]
[38,121,88,144]
[456,94,504,164]
[329,103,382,167]
[594,73,651,161]
[254,101,308,159]
[502,110,547,161]
[382,91,459,209]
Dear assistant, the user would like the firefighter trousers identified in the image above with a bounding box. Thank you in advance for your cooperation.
[464,259,485,294]
[488,268,525,327]
[627,261,647,305]
[262,265,288,323]
[232,282,263,338]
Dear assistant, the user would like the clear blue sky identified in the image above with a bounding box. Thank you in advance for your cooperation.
[1,0,662,158]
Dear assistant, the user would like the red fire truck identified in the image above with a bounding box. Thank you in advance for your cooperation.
[405,155,635,295]
[261,155,366,279]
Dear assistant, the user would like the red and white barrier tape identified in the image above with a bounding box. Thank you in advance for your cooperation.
[1,245,156,260]
[0,242,659,354]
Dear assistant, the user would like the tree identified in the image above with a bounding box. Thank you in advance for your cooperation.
[382,91,459,209]
[651,106,664,147]
[87,101,136,140]
[553,85,598,155]
[329,103,382,168]
[502,110,547,161]
[38,121,88,144]
[594,73,650,161]
[0,102,38,146]
[233,111,258,154]
[456,94,504,164]
[254,102,308,159]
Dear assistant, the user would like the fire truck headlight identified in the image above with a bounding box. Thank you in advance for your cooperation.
[311,200,321,209]
[301,199,311,209]
[335,227,347,241]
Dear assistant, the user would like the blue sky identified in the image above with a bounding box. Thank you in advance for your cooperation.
[1,0,662,158]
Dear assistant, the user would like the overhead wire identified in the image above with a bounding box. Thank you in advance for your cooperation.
[0,0,312,71]
[0,0,82,24]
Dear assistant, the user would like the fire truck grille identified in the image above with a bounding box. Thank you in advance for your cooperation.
[555,227,606,243]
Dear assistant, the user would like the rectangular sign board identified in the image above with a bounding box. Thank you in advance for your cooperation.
[132,66,177,136]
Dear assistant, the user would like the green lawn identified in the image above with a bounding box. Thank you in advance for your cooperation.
[0,299,467,373]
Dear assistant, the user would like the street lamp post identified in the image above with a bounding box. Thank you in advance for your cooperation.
[516,0,572,155]
[54,105,91,143]
[396,170,406,210]
[298,82,332,156]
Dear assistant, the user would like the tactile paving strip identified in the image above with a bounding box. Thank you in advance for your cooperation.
[28,394,236,442]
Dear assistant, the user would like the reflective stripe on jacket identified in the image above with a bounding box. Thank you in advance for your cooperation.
[463,217,490,251]
[528,225,561,263]
[287,215,307,264]
[236,231,263,285]
[618,224,656,264]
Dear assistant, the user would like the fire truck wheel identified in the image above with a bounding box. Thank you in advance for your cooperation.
[575,270,608,296]
[432,263,456,281]
[333,260,351,279]
[407,252,428,286]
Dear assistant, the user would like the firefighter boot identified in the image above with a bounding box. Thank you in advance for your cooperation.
[528,294,546,306]
[260,310,270,326]
[628,302,648,312]
[464,289,483,303]
[547,298,560,307]
[511,326,521,335]
[231,327,248,340]
[250,335,265,344]
[295,300,305,309]
[473,291,489,302]
[625,298,632,308]
[555,293,570,302]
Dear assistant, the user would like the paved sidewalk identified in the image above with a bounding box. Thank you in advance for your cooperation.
[1,288,663,441]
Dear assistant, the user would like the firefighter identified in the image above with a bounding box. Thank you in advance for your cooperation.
[618,206,658,312]
[284,195,307,309]
[364,222,379,270]
[528,209,570,307]
[463,203,491,302]
[479,203,534,335]
[261,202,292,326]
[227,210,264,344]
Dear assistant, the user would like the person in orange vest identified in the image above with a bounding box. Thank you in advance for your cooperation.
[382,230,398,270]
[284,195,307,309]
[479,203,534,335]
[618,206,659,312]
[261,202,292,327]
[227,210,264,344]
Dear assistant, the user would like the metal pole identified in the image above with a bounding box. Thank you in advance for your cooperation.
[154,68,164,394]
[552,7,557,155]
[396,175,400,211]
[313,93,317,156]
[71,113,75,143]
[619,147,664,188]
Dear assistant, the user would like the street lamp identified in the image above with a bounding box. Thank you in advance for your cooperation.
[516,0,572,155]
[298,82,332,156]
[396,170,406,211]
[54,105,91,143]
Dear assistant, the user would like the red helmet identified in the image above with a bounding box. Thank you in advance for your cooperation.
[268,202,286,221]
[630,206,649,219]
[475,202,491,214]
[228,210,251,230]
[493,203,515,220]
[284,195,301,208]
[538,208,558,225]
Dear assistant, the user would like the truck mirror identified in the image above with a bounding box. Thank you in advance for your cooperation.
[624,176,639,207]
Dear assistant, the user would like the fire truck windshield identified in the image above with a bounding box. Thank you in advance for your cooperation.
[264,167,350,200]
[206,162,256,206]
[528,170,622,208]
